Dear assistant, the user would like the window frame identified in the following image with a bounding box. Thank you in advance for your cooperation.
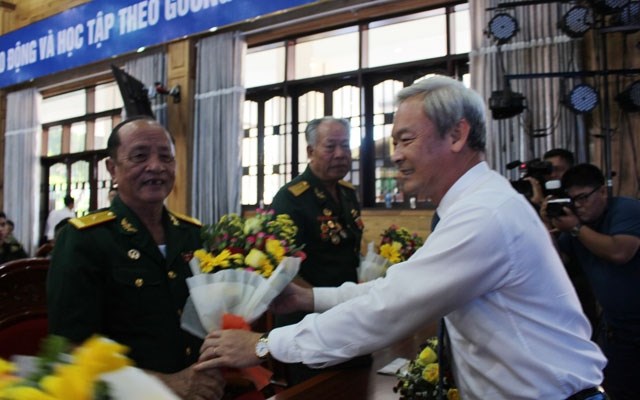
[242,4,470,213]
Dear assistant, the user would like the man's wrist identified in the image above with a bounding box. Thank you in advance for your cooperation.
[255,332,270,360]
[570,223,582,237]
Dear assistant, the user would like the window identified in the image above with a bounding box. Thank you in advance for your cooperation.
[242,5,470,209]
[40,82,124,240]
[41,89,86,123]
[368,9,447,68]
[246,44,286,88]
[294,27,359,80]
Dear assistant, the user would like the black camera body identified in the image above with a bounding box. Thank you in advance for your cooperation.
[507,159,553,197]
[546,198,573,218]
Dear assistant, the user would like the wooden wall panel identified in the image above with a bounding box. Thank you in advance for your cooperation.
[6,0,89,32]
[360,209,434,255]
[166,39,195,214]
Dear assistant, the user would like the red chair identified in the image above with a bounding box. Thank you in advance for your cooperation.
[0,258,50,359]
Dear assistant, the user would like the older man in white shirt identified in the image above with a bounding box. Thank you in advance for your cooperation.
[197,76,607,399]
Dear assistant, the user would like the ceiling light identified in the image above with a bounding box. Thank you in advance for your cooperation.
[489,86,527,119]
[612,1,640,30]
[487,13,519,44]
[558,6,593,38]
[616,80,640,112]
[590,0,630,14]
[565,84,599,113]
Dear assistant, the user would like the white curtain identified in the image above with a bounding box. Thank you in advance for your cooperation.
[192,31,246,224]
[3,88,41,255]
[125,51,168,126]
[470,0,587,179]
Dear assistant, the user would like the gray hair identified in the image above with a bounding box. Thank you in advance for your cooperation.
[305,117,350,146]
[396,76,486,151]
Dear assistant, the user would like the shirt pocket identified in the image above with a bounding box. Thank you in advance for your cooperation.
[111,267,167,317]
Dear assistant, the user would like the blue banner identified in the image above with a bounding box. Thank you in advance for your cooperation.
[0,0,316,88]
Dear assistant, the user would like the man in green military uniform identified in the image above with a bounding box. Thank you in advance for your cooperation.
[270,117,368,384]
[0,212,27,264]
[48,116,224,399]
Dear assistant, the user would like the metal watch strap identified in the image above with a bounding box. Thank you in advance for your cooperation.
[570,223,582,237]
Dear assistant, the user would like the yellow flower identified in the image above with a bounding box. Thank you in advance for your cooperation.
[243,216,262,235]
[259,262,274,278]
[245,248,277,277]
[417,346,437,365]
[265,238,285,263]
[245,248,267,268]
[447,388,460,400]
[71,336,131,376]
[380,241,402,264]
[0,386,57,400]
[40,364,93,399]
[0,375,20,391]
[194,249,215,273]
[0,359,16,375]
[195,249,240,272]
[422,363,439,384]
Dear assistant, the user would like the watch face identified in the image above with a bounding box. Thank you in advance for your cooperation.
[256,340,269,359]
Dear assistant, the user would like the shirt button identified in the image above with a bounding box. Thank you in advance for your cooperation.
[185,347,192,356]
[134,278,144,287]
[167,270,177,279]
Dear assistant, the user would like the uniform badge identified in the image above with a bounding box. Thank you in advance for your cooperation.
[318,214,344,245]
[355,216,365,230]
[128,249,141,260]
[121,218,138,233]
[315,188,327,200]
[169,214,180,226]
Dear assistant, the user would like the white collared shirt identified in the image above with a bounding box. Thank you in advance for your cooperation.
[269,162,606,399]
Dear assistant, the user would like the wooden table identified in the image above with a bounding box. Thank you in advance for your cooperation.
[267,323,437,400]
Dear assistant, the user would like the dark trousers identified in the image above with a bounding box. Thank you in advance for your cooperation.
[596,324,640,400]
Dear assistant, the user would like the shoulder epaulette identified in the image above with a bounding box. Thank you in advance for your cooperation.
[170,211,202,227]
[338,180,355,190]
[288,181,310,197]
[69,210,116,229]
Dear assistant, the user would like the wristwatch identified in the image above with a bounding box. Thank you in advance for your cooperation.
[255,333,270,360]
[570,223,582,237]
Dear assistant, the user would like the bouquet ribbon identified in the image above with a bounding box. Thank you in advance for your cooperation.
[221,313,272,391]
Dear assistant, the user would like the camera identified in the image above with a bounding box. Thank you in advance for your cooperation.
[507,159,553,197]
[546,198,573,218]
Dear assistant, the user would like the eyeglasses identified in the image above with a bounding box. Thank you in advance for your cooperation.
[570,186,601,204]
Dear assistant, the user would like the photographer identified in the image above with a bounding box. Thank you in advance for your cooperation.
[542,163,640,400]
[522,148,574,207]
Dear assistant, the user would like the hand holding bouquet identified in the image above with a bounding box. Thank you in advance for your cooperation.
[181,209,305,338]
[180,209,304,390]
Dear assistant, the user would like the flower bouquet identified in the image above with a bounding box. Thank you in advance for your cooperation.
[180,209,304,389]
[0,335,178,400]
[378,224,424,265]
[358,225,424,282]
[393,337,458,400]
